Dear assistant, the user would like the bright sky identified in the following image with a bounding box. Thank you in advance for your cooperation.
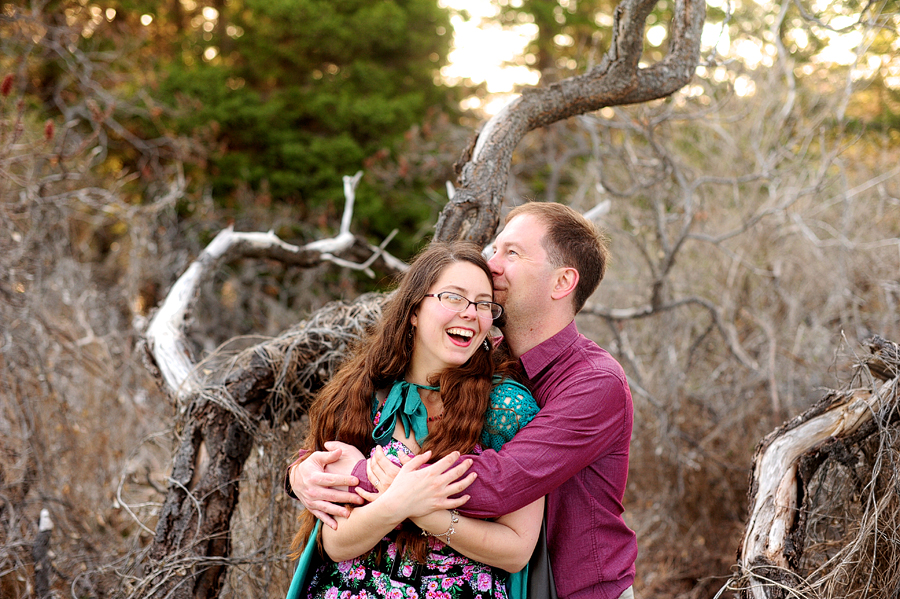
[438,0,539,114]
[441,0,891,113]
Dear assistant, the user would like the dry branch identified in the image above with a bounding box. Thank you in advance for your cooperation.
[31,509,53,599]
[139,177,399,598]
[144,174,403,400]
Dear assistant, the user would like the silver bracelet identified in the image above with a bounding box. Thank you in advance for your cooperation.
[421,509,459,544]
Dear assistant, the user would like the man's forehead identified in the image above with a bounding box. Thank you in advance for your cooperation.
[497,214,545,244]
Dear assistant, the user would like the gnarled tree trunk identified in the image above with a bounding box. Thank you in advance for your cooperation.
[733,335,900,599]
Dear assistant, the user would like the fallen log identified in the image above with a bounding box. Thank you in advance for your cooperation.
[733,335,900,599]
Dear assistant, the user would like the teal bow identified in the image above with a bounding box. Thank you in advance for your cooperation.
[372,380,439,447]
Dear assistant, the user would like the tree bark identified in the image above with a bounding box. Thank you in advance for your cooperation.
[141,295,384,598]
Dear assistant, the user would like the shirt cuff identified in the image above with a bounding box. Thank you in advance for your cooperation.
[283,450,307,500]
[351,458,375,493]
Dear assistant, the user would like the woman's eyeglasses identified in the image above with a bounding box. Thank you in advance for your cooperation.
[424,292,503,320]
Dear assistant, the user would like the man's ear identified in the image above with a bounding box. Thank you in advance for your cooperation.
[551,267,579,301]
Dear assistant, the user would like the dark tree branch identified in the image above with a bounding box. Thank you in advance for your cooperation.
[434,0,706,246]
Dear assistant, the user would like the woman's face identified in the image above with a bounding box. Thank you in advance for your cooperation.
[407,261,494,383]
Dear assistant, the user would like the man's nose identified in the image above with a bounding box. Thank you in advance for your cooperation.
[487,254,502,275]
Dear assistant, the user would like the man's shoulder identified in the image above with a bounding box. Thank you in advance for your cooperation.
[565,333,627,379]
[525,321,628,388]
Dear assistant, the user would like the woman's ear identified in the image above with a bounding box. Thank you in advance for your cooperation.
[410,313,418,328]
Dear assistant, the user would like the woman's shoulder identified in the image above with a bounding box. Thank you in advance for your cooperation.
[480,377,540,451]
[489,377,536,406]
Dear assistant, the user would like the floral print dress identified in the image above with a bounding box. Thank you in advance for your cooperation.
[305,380,539,599]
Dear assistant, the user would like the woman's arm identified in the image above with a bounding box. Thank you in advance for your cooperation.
[408,496,543,573]
[356,452,542,572]
[321,451,474,562]
[352,381,545,571]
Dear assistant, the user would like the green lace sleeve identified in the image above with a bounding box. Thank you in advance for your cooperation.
[480,379,540,452]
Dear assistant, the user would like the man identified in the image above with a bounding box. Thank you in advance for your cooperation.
[289,202,636,599]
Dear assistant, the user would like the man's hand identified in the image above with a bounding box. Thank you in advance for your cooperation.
[289,441,365,529]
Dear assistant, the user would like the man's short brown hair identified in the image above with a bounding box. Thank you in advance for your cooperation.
[507,202,610,313]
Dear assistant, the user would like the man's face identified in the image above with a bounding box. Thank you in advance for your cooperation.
[487,214,557,323]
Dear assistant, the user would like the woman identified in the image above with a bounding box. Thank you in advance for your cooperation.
[290,242,543,599]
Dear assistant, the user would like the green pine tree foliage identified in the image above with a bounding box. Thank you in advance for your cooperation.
[151,0,454,250]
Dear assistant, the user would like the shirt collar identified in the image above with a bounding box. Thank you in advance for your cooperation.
[519,320,579,379]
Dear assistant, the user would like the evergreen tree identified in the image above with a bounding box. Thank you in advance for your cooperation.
[153,0,454,224]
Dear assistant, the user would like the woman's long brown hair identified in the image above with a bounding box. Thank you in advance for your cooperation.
[291,242,520,563]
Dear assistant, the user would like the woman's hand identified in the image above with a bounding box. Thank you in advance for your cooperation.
[363,445,405,492]
[357,451,477,519]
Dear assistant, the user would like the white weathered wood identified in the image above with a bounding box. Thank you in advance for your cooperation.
[145,177,402,400]
[739,377,897,597]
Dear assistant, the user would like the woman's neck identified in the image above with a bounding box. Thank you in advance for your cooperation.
[404,371,442,414]
[404,364,436,388]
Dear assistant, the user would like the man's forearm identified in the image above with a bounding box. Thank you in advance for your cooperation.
[456,377,630,518]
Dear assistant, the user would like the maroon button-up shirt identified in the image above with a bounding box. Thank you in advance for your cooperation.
[452,320,635,599]
[346,320,636,598]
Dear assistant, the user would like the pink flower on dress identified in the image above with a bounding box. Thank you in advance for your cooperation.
[337,561,354,575]
[325,587,340,599]
[477,573,493,592]
[427,581,439,592]
[340,591,352,599]
[388,588,404,599]
[441,577,456,590]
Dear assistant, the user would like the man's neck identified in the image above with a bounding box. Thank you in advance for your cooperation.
[503,314,573,359]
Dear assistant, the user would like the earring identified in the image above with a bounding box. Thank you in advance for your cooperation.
[483,338,491,351]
